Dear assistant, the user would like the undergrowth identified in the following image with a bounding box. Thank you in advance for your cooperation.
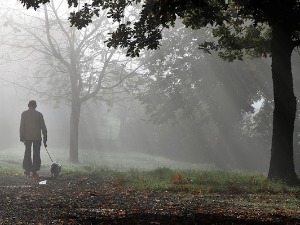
[118,168,300,194]
[1,161,299,194]
[60,166,300,194]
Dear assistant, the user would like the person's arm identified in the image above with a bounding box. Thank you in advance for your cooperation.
[19,113,25,142]
[41,114,47,147]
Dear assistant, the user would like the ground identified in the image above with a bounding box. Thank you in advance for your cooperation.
[1,174,300,225]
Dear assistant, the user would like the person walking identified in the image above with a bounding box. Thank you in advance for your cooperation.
[20,100,47,178]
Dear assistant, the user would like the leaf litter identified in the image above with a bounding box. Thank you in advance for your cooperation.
[0,175,299,224]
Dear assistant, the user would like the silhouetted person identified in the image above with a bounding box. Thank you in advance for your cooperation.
[20,100,47,178]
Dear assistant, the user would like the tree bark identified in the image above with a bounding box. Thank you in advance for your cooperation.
[69,97,81,163]
[268,24,299,184]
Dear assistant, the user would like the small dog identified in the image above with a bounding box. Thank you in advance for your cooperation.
[50,162,62,178]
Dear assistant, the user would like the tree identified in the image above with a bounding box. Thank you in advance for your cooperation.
[20,0,300,184]
[10,0,141,163]
[206,1,300,184]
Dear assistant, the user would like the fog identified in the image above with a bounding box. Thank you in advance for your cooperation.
[1,0,300,174]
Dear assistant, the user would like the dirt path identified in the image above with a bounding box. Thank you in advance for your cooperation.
[0,175,300,224]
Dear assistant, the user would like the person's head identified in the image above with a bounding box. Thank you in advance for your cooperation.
[28,100,37,109]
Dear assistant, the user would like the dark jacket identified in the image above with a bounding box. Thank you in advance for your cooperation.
[20,109,47,141]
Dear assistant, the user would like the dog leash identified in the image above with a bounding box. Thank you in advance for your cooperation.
[44,146,54,163]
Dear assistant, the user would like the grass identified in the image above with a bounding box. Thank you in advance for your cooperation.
[111,168,300,194]
[2,162,298,195]
[0,148,299,195]
[0,161,22,175]
[1,149,300,223]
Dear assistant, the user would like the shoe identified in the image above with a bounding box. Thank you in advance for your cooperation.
[24,170,30,176]
[32,172,39,178]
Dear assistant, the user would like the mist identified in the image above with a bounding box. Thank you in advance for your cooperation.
[1,0,300,176]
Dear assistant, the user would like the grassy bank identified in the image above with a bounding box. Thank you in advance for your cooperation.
[62,166,300,194]
[1,161,298,195]
[0,148,299,195]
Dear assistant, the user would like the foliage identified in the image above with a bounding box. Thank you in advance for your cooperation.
[19,0,50,10]
[201,23,272,62]
[53,0,277,60]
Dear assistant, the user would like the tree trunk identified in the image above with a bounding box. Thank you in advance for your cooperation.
[70,97,81,163]
[268,24,299,184]
[119,104,129,141]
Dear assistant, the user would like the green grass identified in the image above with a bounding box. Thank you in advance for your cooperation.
[0,161,23,175]
[32,165,296,196]
[0,161,299,194]
[0,148,299,194]
[1,149,299,220]
[113,168,300,194]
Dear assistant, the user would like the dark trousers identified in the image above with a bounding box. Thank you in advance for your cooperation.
[22,141,41,172]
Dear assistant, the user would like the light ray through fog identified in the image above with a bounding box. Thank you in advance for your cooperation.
[195,54,272,171]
